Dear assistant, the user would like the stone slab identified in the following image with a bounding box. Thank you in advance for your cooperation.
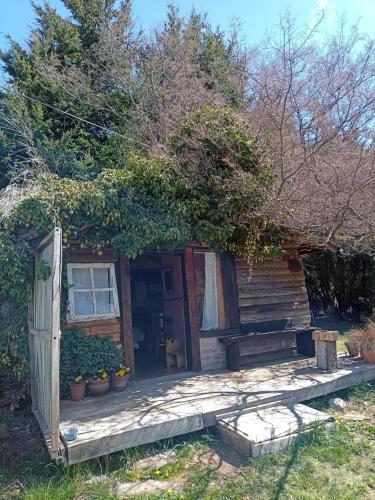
[133,451,177,471]
[216,403,332,456]
[115,480,181,497]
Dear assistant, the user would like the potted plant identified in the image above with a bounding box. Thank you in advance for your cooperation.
[88,369,110,396]
[111,365,131,392]
[360,322,375,363]
[69,375,87,401]
[344,329,363,357]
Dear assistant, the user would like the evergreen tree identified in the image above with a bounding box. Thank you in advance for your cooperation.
[0,1,246,186]
[0,0,137,183]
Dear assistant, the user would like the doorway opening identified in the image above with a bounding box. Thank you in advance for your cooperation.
[130,254,187,379]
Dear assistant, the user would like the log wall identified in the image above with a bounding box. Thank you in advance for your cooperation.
[235,254,311,327]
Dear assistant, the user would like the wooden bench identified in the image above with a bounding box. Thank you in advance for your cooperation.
[218,321,317,371]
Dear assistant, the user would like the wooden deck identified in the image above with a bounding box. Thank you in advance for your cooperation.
[59,356,375,464]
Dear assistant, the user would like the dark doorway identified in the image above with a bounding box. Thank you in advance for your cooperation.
[130,254,187,379]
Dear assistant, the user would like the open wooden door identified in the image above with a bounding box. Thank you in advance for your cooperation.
[29,227,62,459]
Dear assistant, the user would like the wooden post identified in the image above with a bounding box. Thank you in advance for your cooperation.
[27,278,37,412]
[50,227,62,455]
[184,247,201,371]
[220,252,241,329]
[312,331,338,371]
[120,258,135,375]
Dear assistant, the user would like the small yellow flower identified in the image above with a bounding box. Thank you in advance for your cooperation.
[155,470,161,476]
[74,375,83,383]
[101,371,108,379]
[167,487,174,495]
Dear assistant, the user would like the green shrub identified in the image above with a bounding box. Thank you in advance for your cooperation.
[60,328,123,397]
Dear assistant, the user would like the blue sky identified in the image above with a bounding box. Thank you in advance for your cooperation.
[0,0,374,52]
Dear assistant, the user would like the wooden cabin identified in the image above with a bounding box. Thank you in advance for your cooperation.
[63,240,312,378]
[29,227,344,463]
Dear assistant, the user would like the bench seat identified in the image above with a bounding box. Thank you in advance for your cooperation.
[218,326,317,371]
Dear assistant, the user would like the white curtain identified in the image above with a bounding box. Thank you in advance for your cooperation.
[201,252,219,330]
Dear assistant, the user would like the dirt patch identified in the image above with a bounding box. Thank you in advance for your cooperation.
[192,442,246,478]
[0,406,48,476]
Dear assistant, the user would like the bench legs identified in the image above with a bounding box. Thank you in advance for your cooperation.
[226,341,240,371]
[296,331,315,357]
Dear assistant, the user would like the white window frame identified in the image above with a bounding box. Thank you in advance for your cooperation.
[67,263,120,321]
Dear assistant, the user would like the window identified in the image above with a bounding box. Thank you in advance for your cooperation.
[67,263,120,321]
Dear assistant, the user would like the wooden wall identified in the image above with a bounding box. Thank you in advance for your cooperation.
[235,253,311,327]
[65,318,121,343]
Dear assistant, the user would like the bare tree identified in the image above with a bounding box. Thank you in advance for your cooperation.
[246,12,375,253]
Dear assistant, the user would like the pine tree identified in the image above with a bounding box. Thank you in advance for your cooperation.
[0,0,136,183]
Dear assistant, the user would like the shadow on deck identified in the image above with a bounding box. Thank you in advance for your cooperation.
[58,356,375,464]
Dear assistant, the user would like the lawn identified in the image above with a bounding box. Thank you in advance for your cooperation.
[1,380,374,499]
[314,318,355,353]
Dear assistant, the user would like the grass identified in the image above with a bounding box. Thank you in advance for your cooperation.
[314,318,355,353]
[1,382,375,499]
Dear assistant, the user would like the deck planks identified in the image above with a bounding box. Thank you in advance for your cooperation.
[59,357,375,464]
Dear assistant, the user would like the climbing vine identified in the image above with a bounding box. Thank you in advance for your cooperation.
[0,106,283,378]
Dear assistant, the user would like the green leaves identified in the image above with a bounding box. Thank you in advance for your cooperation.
[60,328,123,397]
[0,233,30,378]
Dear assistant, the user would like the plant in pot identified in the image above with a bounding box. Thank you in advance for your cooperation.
[344,330,363,357]
[360,322,375,363]
[69,374,87,401]
[88,369,110,396]
[111,364,131,392]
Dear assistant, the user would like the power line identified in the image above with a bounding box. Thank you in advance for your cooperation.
[0,85,149,148]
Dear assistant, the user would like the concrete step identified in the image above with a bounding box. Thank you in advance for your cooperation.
[216,403,332,457]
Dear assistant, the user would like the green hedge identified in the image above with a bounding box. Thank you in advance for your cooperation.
[60,328,123,397]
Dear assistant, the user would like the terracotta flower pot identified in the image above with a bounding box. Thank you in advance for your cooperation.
[69,381,87,401]
[88,378,110,396]
[361,349,375,364]
[111,374,130,392]
[345,341,360,358]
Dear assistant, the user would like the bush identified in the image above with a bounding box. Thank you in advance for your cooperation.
[60,328,123,397]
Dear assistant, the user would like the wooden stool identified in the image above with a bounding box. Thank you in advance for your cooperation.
[312,331,338,371]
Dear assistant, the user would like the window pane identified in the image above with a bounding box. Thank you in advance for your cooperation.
[72,268,91,289]
[96,291,115,314]
[93,267,111,288]
[74,291,94,315]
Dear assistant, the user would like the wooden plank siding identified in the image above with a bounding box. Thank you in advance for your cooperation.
[64,318,121,343]
[30,227,62,458]
[235,256,311,327]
